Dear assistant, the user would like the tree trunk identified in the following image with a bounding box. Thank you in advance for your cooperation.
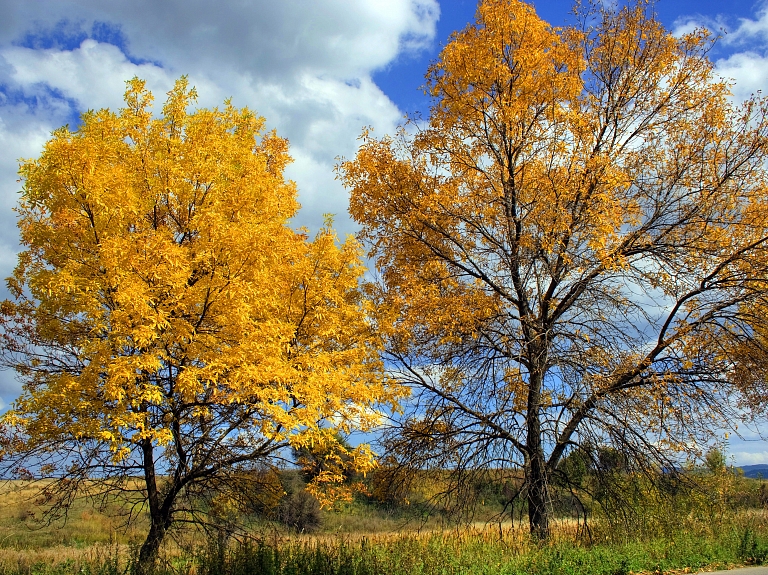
[137,519,169,574]
[526,446,550,540]
[526,367,551,540]
[136,438,173,575]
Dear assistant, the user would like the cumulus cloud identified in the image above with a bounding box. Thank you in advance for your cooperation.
[673,3,768,101]
[714,3,768,100]
[671,19,704,38]
[0,0,439,76]
[2,40,176,112]
[0,0,439,231]
[725,3,768,45]
[731,450,768,466]
[715,51,768,101]
[0,0,440,408]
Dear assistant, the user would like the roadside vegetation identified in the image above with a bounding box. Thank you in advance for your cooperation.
[2,458,768,574]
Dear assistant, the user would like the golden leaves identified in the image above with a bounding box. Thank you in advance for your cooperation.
[2,77,402,487]
[340,0,768,487]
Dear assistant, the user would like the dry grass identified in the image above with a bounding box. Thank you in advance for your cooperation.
[0,478,588,573]
[0,480,147,549]
[0,543,128,573]
[2,475,767,574]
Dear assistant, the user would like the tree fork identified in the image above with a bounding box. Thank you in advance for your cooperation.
[339,0,768,543]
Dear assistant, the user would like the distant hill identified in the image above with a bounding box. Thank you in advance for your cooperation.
[738,464,768,479]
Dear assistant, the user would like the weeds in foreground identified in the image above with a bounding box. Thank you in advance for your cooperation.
[2,467,767,575]
[737,526,768,565]
[1,520,767,575]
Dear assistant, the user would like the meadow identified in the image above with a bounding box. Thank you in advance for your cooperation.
[2,465,768,575]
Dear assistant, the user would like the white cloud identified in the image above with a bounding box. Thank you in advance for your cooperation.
[725,4,768,45]
[672,5,768,102]
[672,19,705,38]
[0,107,59,255]
[715,51,768,100]
[0,0,440,409]
[712,4,768,101]
[2,40,176,112]
[0,0,440,229]
[724,427,768,467]
[731,450,768,466]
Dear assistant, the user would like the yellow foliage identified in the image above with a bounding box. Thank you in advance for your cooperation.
[0,77,403,500]
[339,0,768,539]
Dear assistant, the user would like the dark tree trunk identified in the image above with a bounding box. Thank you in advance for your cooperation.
[137,518,169,573]
[526,367,551,540]
[136,438,173,574]
[526,445,550,540]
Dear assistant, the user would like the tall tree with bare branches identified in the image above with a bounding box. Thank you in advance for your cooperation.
[339,0,768,539]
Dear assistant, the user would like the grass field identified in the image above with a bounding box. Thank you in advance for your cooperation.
[0,480,147,549]
[1,517,767,575]
[2,472,768,575]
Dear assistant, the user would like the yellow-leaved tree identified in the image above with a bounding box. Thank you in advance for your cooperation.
[339,0,768,539]
[0,77,401,570]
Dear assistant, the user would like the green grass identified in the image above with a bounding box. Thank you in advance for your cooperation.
[3,472,768,574]
[188,524,768,575]
[1,519,767,575]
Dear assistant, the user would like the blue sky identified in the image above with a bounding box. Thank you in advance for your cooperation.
[0,0,767,464]
[376,0,768,111]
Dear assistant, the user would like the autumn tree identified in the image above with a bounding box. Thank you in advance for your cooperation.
[293,430,354,483]
[0,77,401,571]
[339,0,768,539]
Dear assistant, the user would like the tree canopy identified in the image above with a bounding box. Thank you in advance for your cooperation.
[0,77,402,570]
[339,0,768,539]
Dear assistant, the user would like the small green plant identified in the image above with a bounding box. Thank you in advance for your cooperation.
[738,526,768,565]
[612,557,631,575]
